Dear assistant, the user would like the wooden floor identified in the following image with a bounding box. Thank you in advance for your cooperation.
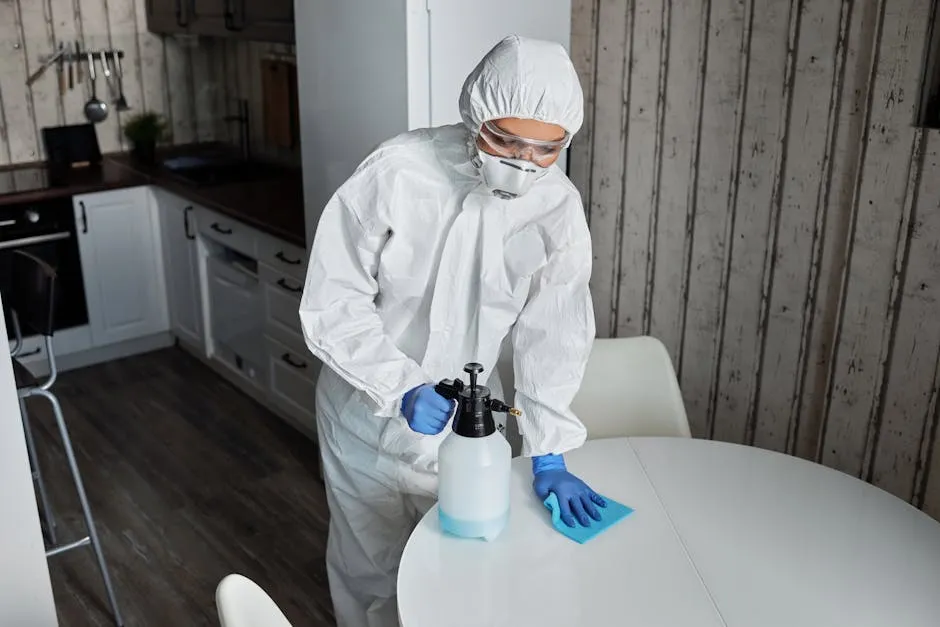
[22,347,335,626]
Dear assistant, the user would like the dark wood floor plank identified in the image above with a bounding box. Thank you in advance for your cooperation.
[22,347,333,626]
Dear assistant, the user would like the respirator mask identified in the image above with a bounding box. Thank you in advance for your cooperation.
[474,121,568,200]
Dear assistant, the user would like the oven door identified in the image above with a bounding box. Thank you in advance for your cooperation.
[0,229,89,340]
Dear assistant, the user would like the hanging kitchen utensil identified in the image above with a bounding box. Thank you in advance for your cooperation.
[56,43,66,96]
[26,47,66,87]
[100,52,116,102]
[67,43,74,91]
[113,52,129,111]
[75,41,82,84]
[83,52,108,123]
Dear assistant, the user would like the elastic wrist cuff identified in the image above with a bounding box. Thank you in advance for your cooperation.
[532,453,566,475]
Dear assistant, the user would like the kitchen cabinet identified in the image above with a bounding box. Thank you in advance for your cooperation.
[188,0,228,36]
[9,336,47,371]
[240,0,294,43]
[259,261,304,349]
[266,335,318,435]
[147,0,294,42]
[197,206,257,257]
[147,0,191,35]
[206,252,266,389]
[189,203,317,435]
[259,238,314,435]
[73,188,169,347]
[156,190,204,349]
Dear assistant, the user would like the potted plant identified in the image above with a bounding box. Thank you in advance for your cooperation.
[123,112,168,165]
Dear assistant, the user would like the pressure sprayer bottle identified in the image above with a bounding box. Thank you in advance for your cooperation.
[435,362,519,541]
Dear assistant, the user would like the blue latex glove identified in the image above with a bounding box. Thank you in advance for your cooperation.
[401,384,454,435]
[532,454,607,527]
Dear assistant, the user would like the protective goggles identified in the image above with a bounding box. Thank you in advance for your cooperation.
[478,120,569,166]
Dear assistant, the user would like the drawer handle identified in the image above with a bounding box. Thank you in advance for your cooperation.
[184,206,195,240]
[211,223,233,235]
[281,353,307,369]
[275,251,302,265]
[19,347,41,358]
[277,278,302,293]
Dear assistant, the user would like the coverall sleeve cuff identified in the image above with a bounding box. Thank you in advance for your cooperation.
[370,367,434,419]
[516,403,588,458]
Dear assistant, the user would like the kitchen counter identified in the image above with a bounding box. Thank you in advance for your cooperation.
[0,146,306,247]
[0,159,150,206]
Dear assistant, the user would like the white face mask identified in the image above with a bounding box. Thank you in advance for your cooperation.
[476,151,549,200]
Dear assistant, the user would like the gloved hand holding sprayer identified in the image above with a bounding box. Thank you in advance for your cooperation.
[403,371,607,530]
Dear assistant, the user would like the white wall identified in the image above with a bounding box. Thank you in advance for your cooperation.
[0,298,58,625]
[294,0,411,247]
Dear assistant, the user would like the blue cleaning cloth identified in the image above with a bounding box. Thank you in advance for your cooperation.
[543,493,634,544]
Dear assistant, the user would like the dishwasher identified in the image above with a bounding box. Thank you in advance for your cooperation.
[206,246,266,388]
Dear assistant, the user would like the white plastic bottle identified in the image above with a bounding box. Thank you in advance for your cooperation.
[435,363,516,541]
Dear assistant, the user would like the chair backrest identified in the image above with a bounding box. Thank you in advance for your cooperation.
[8,250,56,337]
[570,336,691,440]
[216,574,293,627]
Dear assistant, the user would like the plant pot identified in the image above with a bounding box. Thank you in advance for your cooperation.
[131,139,156,165]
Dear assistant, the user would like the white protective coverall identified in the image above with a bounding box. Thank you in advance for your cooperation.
[299,35,595,627]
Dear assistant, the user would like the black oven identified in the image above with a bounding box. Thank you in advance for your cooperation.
[0,196,88,340]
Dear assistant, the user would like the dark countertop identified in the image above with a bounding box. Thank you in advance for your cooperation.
[0,146,306,247]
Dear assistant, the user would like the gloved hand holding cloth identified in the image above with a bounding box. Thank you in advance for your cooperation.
[532,453,607,527]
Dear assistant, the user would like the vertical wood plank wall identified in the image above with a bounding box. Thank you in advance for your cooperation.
[571,0,940,519]
[0,0,294,174]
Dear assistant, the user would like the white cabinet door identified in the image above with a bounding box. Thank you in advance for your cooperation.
[156,191,203,348]
[74,187,169,347]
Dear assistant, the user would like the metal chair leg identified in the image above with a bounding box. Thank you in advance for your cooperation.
[18,396,57,545]
[33,388,124,627]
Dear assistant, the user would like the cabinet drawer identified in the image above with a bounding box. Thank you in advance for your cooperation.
[266,336,319,430]
[197,207,257,257]
[263,283,304,349]
[9,335,48,368]
[261,263,304,345]
[257,234,306,282]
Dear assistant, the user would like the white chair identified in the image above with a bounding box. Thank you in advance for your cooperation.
[216,574,293,627]
[571,336,691,440]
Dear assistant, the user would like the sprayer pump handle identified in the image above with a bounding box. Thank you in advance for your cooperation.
[434,378,464,401]
[463,362,484,394]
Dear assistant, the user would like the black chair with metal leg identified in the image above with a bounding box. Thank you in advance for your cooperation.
[9,306,59,547]
[9,250,124,626]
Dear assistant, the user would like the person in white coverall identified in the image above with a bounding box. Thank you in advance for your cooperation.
[299,35,606,627]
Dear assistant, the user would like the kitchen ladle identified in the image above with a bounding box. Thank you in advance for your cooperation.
[112,52,130,111]
[83,52,108,123]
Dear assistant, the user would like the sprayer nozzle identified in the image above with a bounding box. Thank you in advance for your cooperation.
[487,399,522,417]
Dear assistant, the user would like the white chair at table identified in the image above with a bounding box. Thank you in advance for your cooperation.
[571,336,690,439]
[497,335,690,443]
[216,574,293,627]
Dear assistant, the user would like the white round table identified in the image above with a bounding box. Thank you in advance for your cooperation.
[398,437,940,627]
